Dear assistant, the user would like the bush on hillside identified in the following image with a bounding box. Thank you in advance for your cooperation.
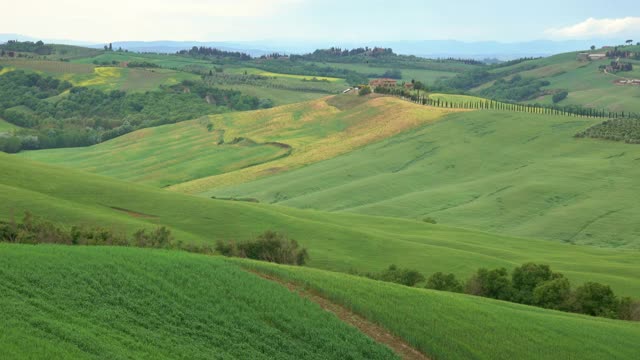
[532,276,572,310]
[512,263,559,305]
[618,297,640,321]
[359,86,372,96]
[465,267,514,301]
[552,90,569,103]
[570,282,619,318]
[216,231,309,265]
[426,272,463,292]
[369,265,425,286]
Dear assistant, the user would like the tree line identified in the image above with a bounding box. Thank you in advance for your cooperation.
[353,263,639,321]
[0,212,307,265]
[177,46,252,61]
[0,40,53,55]
[374,85,638,120]
[0,71,271,153]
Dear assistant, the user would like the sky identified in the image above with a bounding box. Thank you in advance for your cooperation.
[2,0,639,43]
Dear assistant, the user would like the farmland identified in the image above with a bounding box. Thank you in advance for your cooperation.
[2,153,640,299]
[244,259,640,360]
[211,107,640,248]
[3,37,640,359]
[0,244,398,360]
[23,96,461,190]
[461,50,640,113]
[22,94,640,248]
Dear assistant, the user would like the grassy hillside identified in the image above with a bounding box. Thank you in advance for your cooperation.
[23,96,461,190]
[2,153,640,298]
[3,243,638,360]
[0,244,397,359]
[245,259,640,360]
[472,51,640,112]
[0,59,199,92]
[0,117,18,132]
[211,109,640,248]
[19,119,291,188]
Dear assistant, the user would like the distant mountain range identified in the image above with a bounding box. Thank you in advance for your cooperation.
[0,33,619,60]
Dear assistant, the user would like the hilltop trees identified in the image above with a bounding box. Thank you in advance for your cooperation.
[0,72,269,152]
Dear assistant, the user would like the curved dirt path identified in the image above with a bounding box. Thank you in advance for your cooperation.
[248,270,430,360]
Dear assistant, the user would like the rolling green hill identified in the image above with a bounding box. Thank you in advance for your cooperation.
[469,50,640,113]
[209,108,640,249]
[0,244,397,360]
[21,96,460,189]
[245,259,640,360]
[2,153,640,298]
[2,243,638,360]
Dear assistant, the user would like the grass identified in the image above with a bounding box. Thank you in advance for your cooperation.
[307,61,458,84]
[0,117,18,132]
[24,95,460,192]
[0,59,199,92]
[19,119,291,188]
[0,244,398,359]
[2,153,640,298]
[476,51,640,113]
[210,109,640,249]
[243,259,640,360]
[255,70,342,82]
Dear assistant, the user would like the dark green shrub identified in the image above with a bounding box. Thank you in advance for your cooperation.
[466,267,514,301]
[426,272,463,292]
[533,277,571,310]
[552,90,569,103]
[512,263,557,304]
[215,231,309,265]
[570,282,618,318]
[375,264,425,286]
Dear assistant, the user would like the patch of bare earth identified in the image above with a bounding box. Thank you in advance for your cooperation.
[248,270,430,360]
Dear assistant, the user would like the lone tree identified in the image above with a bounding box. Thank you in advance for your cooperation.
[626,39,633,45]
[590,45,596,50]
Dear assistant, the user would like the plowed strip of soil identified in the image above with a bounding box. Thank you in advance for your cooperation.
[247,270,430,360]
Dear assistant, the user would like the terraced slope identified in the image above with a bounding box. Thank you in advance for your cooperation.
[212,110,640,248]
[22,95,461,189]
[0,244,398,360]
[1,153,640,297]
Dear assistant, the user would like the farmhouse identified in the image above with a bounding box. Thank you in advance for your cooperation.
[369,78,397,88]
[577,53,589,61]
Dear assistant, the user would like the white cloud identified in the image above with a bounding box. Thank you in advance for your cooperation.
[545,17,640,39]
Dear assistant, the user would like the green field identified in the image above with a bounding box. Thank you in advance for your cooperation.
[305,61,458,84]
[2,243,638,360]
[0,244,398,359]
[19,119,291,188]
[244,259,640,360]
[23,96,458,191]
[209,107,640,248]
[2,153,640,298]
[0,59,199,92]
[474,51,640,113]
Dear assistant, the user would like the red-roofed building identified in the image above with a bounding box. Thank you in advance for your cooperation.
[369,78,397,88]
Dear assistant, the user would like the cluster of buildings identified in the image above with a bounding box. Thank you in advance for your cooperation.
[368,78,414,89]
